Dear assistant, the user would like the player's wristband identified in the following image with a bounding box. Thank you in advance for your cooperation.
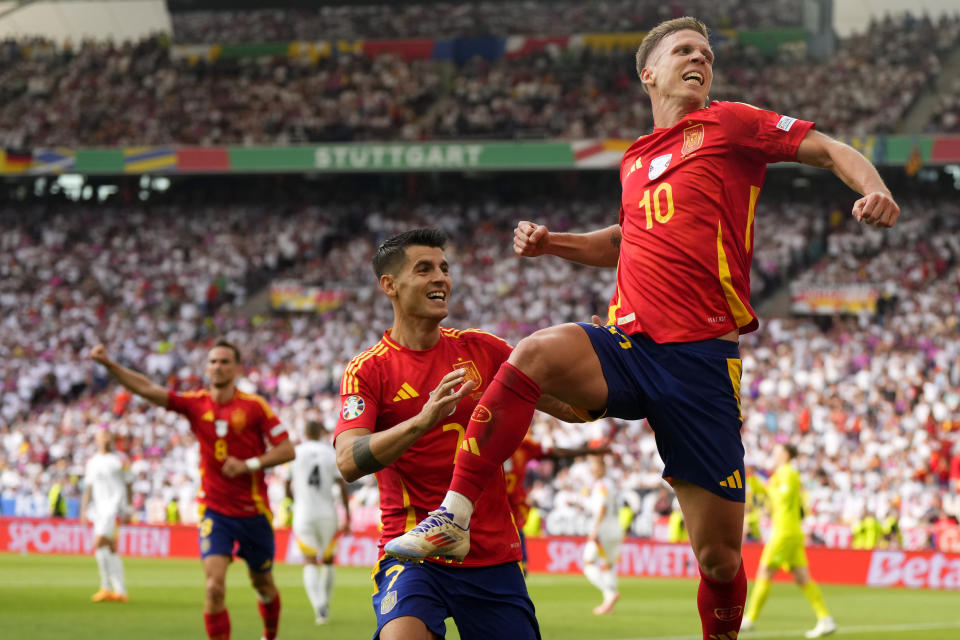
[245,457,262,471]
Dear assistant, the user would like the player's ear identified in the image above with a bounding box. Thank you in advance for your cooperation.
[639,67,654,89]
[380,273,397,297]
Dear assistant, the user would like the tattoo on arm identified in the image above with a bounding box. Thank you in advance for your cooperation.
[609,229,621,250]
[352,435,386,474]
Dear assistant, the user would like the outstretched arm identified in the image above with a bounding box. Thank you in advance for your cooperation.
[514,221,621,268]
[222,438,295,478]
[551,443,612,459]
[535,394,588,423]
[334,369,476,482]
[88,344,169,408]
[796,130,900,228]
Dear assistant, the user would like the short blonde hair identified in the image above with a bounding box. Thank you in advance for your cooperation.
[635,16,709,83]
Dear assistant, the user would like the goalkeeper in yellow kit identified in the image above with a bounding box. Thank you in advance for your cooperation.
[740,443,836,637]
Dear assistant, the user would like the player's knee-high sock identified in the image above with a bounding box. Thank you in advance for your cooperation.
[257,593,281,640]
[801,580,830,619]
[583,562,606,593]
[303,564,321,613]
[107,551,125,595]
[601,567,619,599]
[319,564,334,608]
[697,561,747,639]
[743,575,770,621]
[445,362,540,524]
[94,546,110,590]
[203,609,230,640]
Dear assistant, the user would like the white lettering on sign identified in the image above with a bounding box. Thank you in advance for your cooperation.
[315,145,484,170]
[866,550,960,590]
[6,521,172,557]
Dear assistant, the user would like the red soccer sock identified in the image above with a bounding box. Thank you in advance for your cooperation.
[203,609,230,640]
[257,593,281,640]
[697,561,746,639]
[449,362,541,503]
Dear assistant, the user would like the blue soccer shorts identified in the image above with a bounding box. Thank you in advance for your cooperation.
[370,556,540,640]
[198,507,276,573]
[579,322,745,502]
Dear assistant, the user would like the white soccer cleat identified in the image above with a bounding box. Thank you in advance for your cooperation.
[315,605,329,625]
[384,507,469,561]
[739,617,755,632]
[805,616,836,638]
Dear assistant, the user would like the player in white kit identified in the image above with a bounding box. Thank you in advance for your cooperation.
[290,420,350,624]
[80,427,132,602]
[582,455,624,615]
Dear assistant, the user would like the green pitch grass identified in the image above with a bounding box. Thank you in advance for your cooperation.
[2,554,959,639]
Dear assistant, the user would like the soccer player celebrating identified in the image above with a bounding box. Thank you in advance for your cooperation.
[387,16,899,638]
[741,443,835,637]
[334,228,581,640]
[289,420,350,625]
[80,426,133,603]
[89,340,294,640]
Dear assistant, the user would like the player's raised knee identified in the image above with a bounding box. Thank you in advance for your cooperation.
[510,325,582,374]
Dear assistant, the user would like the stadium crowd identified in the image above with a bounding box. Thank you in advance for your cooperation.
[928,76,960,133]
[2,178,958,551]
[169,0,805,44]
[1,12,959,149]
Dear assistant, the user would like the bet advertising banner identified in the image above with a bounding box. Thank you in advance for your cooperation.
[526,537,960,591]
[4,518,960,591]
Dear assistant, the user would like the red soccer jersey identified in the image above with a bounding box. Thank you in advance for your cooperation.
[334,327,521,567]
[611,101,814,342]
[504,438,549,530]
[167,389,287,518]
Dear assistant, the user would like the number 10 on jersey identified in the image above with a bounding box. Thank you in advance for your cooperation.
[639,182,675,229]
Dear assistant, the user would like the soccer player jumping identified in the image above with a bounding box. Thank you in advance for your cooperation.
[90,340,295,640]
[386,16,899,638]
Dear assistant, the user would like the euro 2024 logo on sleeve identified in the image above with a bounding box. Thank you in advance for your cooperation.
[342,395,365,420]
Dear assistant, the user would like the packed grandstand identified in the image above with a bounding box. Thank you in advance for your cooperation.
[1,1,960,556]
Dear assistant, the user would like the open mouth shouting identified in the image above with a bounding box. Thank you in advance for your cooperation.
[682,71,704,86]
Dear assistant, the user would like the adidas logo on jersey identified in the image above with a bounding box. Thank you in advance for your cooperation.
[719,469,743,489]
[392,383,420,402]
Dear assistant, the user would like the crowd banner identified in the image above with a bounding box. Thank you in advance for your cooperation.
[269,282,346,313]
[790,283,881,315]
[4,519,959,589]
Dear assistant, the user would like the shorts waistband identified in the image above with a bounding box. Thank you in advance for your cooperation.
[629,333,741,358]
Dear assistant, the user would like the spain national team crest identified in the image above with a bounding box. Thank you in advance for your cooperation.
[342,395,365,420]
[682,123,704,156]
[230,409,247,431]
[453,359,482,397]
[214,419,229,438]
[471,404,492,423]
[714,605,743,621]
